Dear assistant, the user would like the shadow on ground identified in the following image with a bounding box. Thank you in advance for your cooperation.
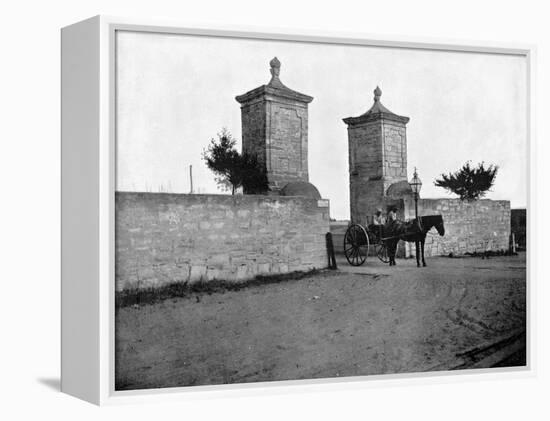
[37,377,60,392]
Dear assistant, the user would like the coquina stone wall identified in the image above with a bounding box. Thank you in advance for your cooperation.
[403,198,511,257]
[115,192,330,291]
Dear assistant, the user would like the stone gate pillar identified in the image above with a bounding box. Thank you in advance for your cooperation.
[236,57,313,193]
[343,86,410,225]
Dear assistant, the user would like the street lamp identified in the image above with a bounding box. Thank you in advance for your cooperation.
[409,167,422,221]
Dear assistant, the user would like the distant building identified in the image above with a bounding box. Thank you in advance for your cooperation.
[511,208,526,250]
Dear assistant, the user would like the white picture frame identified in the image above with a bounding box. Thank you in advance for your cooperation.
[61,15,536,405]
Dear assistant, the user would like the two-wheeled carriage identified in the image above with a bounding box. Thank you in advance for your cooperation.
[343,215,445,267]
[343,223,390,266]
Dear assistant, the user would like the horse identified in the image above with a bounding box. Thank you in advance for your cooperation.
[384,215,445,267]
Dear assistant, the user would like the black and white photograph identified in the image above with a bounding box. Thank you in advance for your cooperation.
[5,0,550,418]
[113,30,527,391]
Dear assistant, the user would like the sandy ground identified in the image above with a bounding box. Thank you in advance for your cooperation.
[115,253,526,390]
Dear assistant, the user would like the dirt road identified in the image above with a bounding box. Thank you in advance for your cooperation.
[115,253,526,390]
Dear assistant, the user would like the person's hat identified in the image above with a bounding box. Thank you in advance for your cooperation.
[375,208,382,214]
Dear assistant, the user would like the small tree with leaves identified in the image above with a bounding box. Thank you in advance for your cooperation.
[202,128,268,195]
[434,161,499,201]
[240,152,269,194]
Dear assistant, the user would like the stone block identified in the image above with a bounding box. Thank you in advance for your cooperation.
[189,265,207,282]
[199,221,211,230]
[237,209,250,219]
[257,263,271,274]
[235,265,248,280]
[206,268,221,281]
[208,254,230,267]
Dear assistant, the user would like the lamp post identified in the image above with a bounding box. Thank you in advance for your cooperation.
[409,167,422,220]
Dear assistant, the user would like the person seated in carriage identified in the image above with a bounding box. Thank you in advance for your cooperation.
[385,206,422,236]
[373,208,386,226]
[384,206,403,236]
[386,206,398,225]
[368,208,386,239]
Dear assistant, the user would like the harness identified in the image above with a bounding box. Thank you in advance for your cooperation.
[384,217,424,241]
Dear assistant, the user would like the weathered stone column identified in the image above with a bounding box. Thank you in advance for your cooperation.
[236,57,313,193]
[343,86,410,224]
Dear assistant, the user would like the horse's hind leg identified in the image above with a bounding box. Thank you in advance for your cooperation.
[421,239,427,267]
[389,242,396,266]
[415,241,420,267]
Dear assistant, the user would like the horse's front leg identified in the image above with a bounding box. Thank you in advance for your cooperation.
[421,238,426,267]
[389,241,396,266]
[415,241,420,267]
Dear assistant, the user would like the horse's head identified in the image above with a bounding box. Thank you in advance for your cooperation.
[434,215,445,236]
[422,215,445,236]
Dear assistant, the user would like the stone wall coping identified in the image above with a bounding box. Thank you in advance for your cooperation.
[237,95,309,109]
[116,191,327,205]
[343,112,410,126]
[329,220,350,225]
[236,84,313,105]
[404,197,511,205]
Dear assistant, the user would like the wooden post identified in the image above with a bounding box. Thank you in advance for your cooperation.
[326,232,337,270]
[189,164,193,194]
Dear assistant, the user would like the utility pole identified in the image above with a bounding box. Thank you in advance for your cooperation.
[189,164,194,194]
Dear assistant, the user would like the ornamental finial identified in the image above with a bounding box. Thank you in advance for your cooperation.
[374,85,382,102]
[270,57,281,79]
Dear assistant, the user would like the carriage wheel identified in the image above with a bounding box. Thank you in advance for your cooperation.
[376,242,390,263]
[343,224,369,266]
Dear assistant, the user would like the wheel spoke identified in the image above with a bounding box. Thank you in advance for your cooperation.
[344,225,370,265]
[355,247,361,263]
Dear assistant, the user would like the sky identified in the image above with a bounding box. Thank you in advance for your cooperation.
[116,30,528,220]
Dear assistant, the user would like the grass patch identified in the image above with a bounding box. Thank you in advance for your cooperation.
[116,269,331,308]
[450,250,518,259]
